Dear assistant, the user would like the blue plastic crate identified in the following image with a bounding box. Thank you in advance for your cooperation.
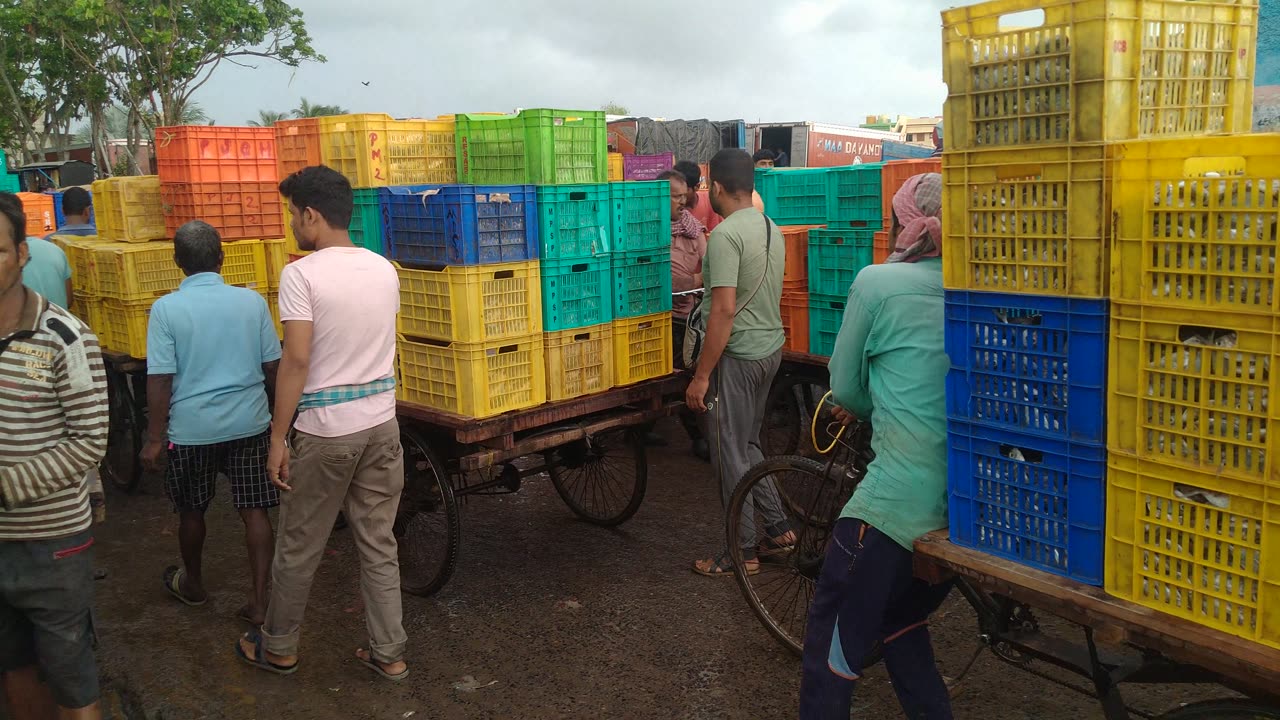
[755,168,828,226]
[382,184,538,267]
[536,184,610,260]
[947,420,1106,585]
[609,181,671,253]
[52,190,95,228]
[808,293,847,357]
[945,292,1108,445]
[807,228,875,298]
[611,250,671,319]
[824,163,882,228]
[542,256,612,332]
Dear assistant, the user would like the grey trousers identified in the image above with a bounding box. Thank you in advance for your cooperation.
[699,350,787,556]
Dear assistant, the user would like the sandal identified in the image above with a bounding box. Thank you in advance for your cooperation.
[692,552,759,578]
[162,566,206,607]
[236,605,264,627]
[235,630,298,676]
[356,648,409,682]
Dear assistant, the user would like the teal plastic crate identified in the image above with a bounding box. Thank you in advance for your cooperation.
[809,294,847,357]
[350,188,385,255]
[542,256,613,331]
[612,250,672,319]
[609,181,671,254]
[537,184,610,260]
[456,109,606,185]
[825,163,883,228]
[756,168,828,226]
[1,173,21,193]
[807,228,875,298]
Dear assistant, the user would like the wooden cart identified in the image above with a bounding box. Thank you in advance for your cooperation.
[910,532,1280,719]
[392,374,687,596]
[99,350,148,493]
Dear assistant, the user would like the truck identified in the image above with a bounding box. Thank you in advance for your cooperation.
[745,121,901,167]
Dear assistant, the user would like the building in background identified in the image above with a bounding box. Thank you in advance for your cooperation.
[859,115,895,132]
[894,116,944,146]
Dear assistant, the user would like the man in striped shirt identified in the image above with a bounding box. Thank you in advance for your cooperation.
[0,193,109,720]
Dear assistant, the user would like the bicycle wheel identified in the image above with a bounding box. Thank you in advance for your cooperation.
[1158,700,1280,719]
[548,427,647,527]
[396,427,461,597]
[100,369,142,494]
[726,455,854,656]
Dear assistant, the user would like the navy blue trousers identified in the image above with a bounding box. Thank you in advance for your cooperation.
[799,518,954,719]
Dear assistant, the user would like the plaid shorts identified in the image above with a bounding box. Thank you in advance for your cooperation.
[164,431,279,512]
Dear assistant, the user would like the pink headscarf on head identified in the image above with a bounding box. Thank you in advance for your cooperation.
[887,173,943,264]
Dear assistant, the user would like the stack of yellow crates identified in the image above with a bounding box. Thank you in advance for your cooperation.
[939,0,1264,622]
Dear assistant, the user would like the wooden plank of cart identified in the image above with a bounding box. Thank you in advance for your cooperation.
[913,531,1280,719]
[392,373,687,597]
[98,350,149,495]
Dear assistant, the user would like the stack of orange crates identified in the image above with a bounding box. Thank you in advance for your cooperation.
[16,192,56,236]
[155,125,284,241]
[779,225,822,353]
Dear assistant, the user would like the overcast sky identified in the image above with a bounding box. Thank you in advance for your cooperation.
[195,0,954,126]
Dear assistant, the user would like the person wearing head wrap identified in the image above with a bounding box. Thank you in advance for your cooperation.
[799,173,952,719]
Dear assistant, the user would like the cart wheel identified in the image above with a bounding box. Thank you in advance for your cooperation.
[726,455,855,656]
[1158,700,1280,719]
[395,427,460,597]
[100,369,142,494]
[547,427,647,527]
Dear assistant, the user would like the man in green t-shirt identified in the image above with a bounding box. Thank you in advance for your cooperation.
[687,149,790,578]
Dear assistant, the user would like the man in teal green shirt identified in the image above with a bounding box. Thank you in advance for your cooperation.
[686,149,790,578]
[799,174,953,719]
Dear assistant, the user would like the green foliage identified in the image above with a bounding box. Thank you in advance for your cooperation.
[249,109,289,127]
[293,98,347,118]
[601,101,630,116]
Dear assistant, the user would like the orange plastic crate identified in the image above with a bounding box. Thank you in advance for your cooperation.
[274,119,322,178]
[781,290,809,353]
[154,125,278,183]
[880,158,941,229]
[17,193,55,235]
[874,230,891,264]
[161,182,284,240]
[780,225,824,284]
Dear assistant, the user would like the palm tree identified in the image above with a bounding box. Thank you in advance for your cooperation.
[292,97,349,118]
[249,109,290,127]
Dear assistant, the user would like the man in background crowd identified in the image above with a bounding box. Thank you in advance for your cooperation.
[142,221,281,628]
[0,192,110,720]
[658,169,709,461]
[753,149,776,169]
[50,188,96,238]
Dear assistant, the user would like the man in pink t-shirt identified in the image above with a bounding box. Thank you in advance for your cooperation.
[234,166,408,682]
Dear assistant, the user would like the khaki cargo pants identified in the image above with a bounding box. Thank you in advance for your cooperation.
[262,417,407,663]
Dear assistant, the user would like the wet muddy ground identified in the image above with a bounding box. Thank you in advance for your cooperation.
[65,421,1230,719]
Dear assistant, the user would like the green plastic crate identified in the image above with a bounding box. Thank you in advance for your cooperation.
[825,163,883,228]
[542,256,613,331]
[609,181,671,254]
[537,184,610,260]
[456,109,607,185]
[807,228,874,298]
[350,188,385,255]
[0,173,18,194]
[612,250,672,319]
[756,168,828,226]
[809,293,847,357]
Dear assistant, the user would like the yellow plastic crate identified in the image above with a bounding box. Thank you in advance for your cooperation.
[58,237,110,297]
[545,324,614,401]
[263,238,286,290]
[73,293,104,337]
[611,312,673,386]
[608,152,624,182]
[942,143,1109,297]
[91,176,167,242]
[93,239,267,301]
[1110,134,1280,316]
[98,299,152,358]
[267,291,282,340]
[396,334,546,418]
[1105,452,1280,650]
[1108,301,1280,485]
[942,0,1257,151]
[397,261,542,344]
[318,114,456,188]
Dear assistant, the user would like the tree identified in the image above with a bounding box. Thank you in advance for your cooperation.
[292,97,347,118]
[601,101,630,116]
[249,109,288,127]
[53,0,323,130]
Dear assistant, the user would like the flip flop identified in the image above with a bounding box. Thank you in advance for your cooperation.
[236,605,264,627]
[356,649,409,682]
[692,552,759,578]
[235,630,298,676]
[162,565,206,607]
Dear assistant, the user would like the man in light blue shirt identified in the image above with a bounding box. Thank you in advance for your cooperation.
[140,221,282,626]
[21,235,71,308]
